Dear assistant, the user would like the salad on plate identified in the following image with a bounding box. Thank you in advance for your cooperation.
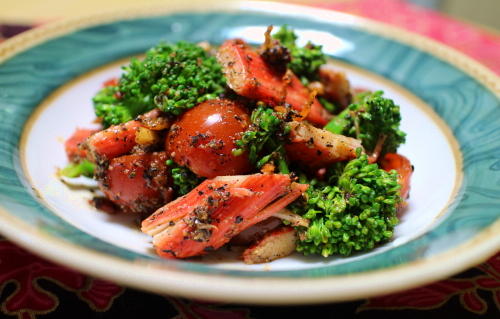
[61,26,413,264]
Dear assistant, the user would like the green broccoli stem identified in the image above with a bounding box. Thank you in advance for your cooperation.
[277,156,290,174]
[317,96,337,114]
[323,90,406,156]
[60,160,95,178]
[233,105,290,173]
[324,90,374,135]
[323,111,350,135]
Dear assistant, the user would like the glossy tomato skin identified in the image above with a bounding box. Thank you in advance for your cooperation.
[101,152,173,214]
[64,128,98,162]
[166,99,252,178]
[86,120,142,162]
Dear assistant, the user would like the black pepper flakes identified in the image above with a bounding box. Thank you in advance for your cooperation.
[162,249,177,257]
[203,246,215,252]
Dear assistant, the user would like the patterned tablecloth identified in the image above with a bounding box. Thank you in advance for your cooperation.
[0,0,499,318]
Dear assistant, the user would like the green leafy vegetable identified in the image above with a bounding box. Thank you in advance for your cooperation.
[166,159,205,196]
[233,105,289,173]
[324,91,406,155]
[60,159,95,178]
[93,85,138,127]
[273,25,327,84]
[293,151,401,257]
[94,42,226,127]
[317,96,337,114]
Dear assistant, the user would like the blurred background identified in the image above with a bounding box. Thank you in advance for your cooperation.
[411,0,499,30]
[0,0,499,31]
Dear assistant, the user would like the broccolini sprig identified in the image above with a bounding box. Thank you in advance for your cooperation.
[292,151,401,257]
[94,42,226,127]
[324,91,406,156]
[233,105,290,173]
[273,25,327,84]
[166,159,205,196]
[93,85,140,127]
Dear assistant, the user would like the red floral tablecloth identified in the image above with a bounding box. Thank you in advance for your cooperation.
[1,1,499,318]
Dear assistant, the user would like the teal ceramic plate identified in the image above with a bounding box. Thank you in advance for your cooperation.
[0,1,499,304]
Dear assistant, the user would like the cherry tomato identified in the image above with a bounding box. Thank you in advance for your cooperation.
[166,99,252,178]
[101,152,173,214]
[64,128,98,162]
[379,153,413,200]
[103,77,119,87]
[86,120,141,161]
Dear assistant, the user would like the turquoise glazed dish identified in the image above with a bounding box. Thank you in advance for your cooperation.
[0,1,498,304]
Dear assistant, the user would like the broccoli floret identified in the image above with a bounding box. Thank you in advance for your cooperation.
[233,105,290,173]
[94,42,226,127]
[293,152,401,257]
[60,159,95,178]
[93,85,138,127]
[273,25,327,84]
[166,159,204,196]
[324,91,406,155]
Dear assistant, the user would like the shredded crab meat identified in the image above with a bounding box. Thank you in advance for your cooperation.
[141,174,307,259]
[230,187,256,197]
[285,121,362,169]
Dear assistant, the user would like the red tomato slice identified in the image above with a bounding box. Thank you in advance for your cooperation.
[103,77,119,87]
[64,128,98,162]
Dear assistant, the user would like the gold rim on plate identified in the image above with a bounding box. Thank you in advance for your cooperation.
[0,0,498,304]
